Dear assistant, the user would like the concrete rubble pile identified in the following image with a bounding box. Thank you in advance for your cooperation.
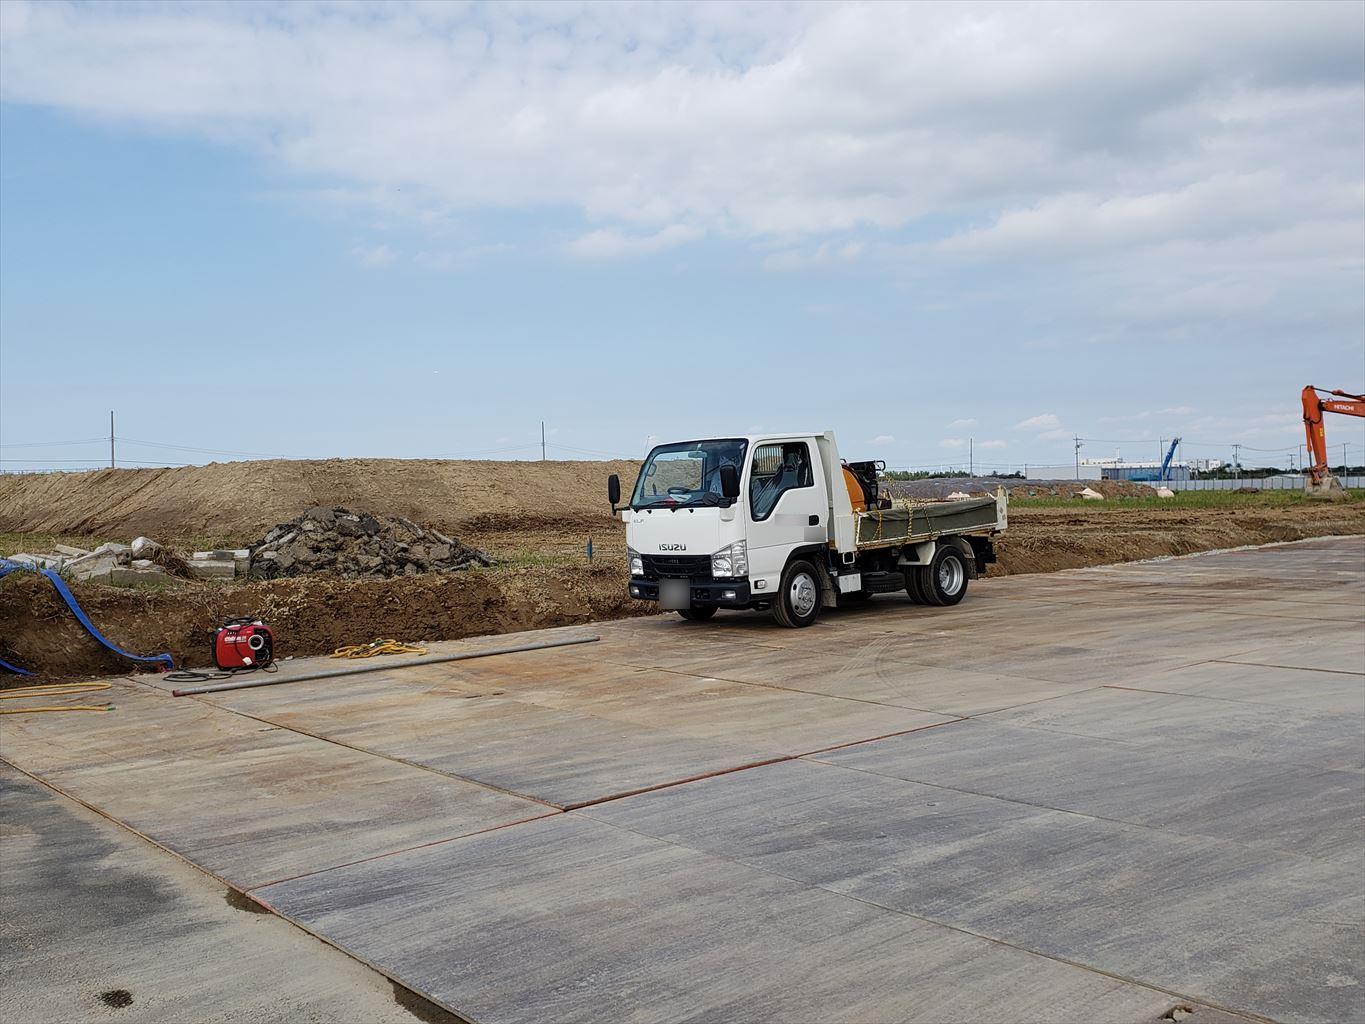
[249,506,492,580]
[5,536,192,585]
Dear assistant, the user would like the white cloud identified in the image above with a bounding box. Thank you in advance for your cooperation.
[1014,413,1061,432]
[764,241,865,273]
[1097,406,1198,424]
[349,242,397,267]
[946,417,977,429]
[938,438,968,450]
[568,224,703,261]
[869,434,895,445]
[1036,428,1073,442]
[1,0,1359,261]
[978,439,1007,450]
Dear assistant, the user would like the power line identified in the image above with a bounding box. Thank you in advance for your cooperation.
[0,437,106,449]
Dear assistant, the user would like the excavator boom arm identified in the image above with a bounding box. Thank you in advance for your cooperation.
[1302,385,1365,484]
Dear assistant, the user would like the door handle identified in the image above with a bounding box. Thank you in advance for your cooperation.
[808,515,820,525]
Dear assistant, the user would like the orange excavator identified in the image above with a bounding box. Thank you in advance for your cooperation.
[1302,385,1365,495]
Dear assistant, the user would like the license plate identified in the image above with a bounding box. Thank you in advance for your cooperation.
[659,579,691,609]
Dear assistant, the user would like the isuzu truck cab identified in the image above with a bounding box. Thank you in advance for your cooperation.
[607,431,1006,627]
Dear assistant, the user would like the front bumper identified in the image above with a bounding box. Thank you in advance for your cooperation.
[629,577,753,606]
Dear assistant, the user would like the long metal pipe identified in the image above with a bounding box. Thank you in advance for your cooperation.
[171,634,600,696]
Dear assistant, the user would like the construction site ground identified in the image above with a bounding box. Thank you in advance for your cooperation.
[3,537,1361,1023]
[2,460,1363,679]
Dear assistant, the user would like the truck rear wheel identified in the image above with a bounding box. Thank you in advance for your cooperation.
[921,546,969,606]
[772,559,822,628]
[904,566,928,604]
[678,606,718,621]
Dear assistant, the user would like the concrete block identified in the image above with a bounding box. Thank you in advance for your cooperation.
[53,544,89,557]
[68,556,119,581]
[110,567,172,586]
[188,559,236,580]
[194,549,250,573]
[6,553,61,569]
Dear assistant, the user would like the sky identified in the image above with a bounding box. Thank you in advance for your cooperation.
[1,0,1362,473]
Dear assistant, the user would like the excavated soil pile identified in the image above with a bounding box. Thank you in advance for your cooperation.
[251,507,491,579]
[0,565,638,681]
[0,458,638,543]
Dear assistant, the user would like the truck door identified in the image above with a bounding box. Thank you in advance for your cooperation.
[744,440,830,586]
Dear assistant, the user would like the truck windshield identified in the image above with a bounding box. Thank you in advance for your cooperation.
[631,439,748,509]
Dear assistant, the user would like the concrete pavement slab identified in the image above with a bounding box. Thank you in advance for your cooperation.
[204,655,953,808]
[1,681,552,889]
[815,718,1365,863]
[585,758,1364,1024]
[1121,659,1365,714]
[0,765,448,1024]
[982,685,1365,771]
[256,813,1187,1024]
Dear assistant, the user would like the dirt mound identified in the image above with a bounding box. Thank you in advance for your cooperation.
[251,506,491,579]
[0,458,639,544]
[0,564,646,680]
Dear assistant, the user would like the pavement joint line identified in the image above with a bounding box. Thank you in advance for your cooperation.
[242,810,564,892]
[652,659,1111,714]
[172,690,566,810]
[578,806,1274,1024]
[559,754,799,811]
[1210,658,1365,678]
[1102,682,1365,714]
[957,711,1362,774]
[796,748,1346,867]
[645,663,958,713]
[793,716,968,759]
[240,889,483,1024]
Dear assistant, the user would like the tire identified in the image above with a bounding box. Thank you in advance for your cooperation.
[904,566,928,604]
[772,559,822,628]
[678,606,718,621]
[922,546,970,607]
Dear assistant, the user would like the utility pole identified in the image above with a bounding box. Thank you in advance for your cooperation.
[541,421,546,461]
[1232,443,1241,480]
[1074,435,1082,481]
[969,438,973,477]
[109,411,115,469]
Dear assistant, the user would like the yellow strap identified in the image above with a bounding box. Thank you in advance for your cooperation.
[0,682,114,714]
[329,639,429,659]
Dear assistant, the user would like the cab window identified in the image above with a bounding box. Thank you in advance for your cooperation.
[749,442,813,521]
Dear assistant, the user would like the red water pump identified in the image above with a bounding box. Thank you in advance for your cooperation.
[213,618,275,671]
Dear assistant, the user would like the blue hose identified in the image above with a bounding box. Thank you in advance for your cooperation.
[1,558,174,673]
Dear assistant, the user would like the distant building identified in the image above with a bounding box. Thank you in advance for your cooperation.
[1024,464,1102,481]
[1080,458,1191,482]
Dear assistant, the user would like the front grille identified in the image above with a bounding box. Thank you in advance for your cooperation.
[640,554,712,579]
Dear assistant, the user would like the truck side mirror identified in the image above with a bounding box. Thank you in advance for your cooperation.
[607,474,621,511]
[719,463,740,500]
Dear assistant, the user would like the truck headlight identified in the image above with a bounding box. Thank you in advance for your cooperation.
[628,547,644,576]
[711,540,747,578]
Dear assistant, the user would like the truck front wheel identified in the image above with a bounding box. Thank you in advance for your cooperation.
[920,546,969,606]
[773,560,822,628]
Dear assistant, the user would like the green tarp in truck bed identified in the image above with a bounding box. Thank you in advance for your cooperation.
[856,496,998,547]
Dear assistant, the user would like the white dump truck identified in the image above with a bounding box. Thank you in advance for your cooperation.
[607,431,1007,627]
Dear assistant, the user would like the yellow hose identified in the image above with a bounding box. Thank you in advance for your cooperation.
[0,682,114,714]
[329,639,429,659]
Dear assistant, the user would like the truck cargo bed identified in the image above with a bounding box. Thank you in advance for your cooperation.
[855,495,1000,548]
